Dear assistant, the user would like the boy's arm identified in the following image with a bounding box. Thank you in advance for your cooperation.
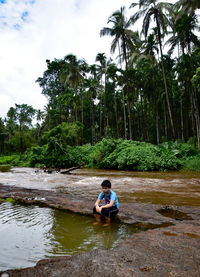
[95,198,101,207]
[99,200,115,211]
[95,198,102,213]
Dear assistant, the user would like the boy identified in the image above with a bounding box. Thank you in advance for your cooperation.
[93,179,119,225]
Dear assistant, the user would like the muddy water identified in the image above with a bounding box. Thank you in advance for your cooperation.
[0,167,200,206]
[0,201,141,271]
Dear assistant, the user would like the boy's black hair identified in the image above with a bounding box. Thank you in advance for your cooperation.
[101,179,111,188]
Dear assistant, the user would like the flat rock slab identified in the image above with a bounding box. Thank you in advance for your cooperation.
[0,184,199,225]
[0,183,200,277]
[1,223,200,277]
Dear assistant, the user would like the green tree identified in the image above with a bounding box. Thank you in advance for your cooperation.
[36,59,66,128]
[0,118,7,153]
[15,104,36,152]
[100,6,135,139]
[60,54,86,122]
[130,0,175,138]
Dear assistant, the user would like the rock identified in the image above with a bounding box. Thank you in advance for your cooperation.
[1,223,200,277]
[0,183,200,276]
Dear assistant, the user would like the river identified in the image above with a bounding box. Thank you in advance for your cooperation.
[0,167,200,271]
[0,167,200,206]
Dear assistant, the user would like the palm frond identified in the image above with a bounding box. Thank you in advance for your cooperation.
[129,2,138,9]
[129,8,148,24]
[142,12,151,38]
[110,37,118,54]
[100,27,112,37]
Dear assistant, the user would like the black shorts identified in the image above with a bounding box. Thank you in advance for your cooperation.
[93,206,119,218]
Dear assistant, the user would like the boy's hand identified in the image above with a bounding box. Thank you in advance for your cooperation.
[96,205,102,213]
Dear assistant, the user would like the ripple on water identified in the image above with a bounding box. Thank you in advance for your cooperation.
[0,201,148,271]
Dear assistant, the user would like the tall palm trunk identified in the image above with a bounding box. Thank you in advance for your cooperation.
[114,89,119,138]
[122,37,133,140]
[74,87,78,121]
[163,101,168,139]
[118,42,127,139]
[193,88,200,150]
[99,77,103,139]
[180,92,184,140]
[104,74,108,133]
[156,17,175,139]
[90,93,95,145]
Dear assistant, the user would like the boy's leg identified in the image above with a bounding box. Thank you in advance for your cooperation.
[93,206,101,224]
[93,213,101,223]
[104,216,111,226]
[102,207,118,226]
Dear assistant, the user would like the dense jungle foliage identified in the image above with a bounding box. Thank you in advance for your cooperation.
[0,0,200,171]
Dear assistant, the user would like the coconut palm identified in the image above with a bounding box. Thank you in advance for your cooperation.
[175,0,200,16]
[95,53,107,137]
[167,13,199,55]
[130,0,175,137]
[130,0,175,138]
[100,6,134,68]
[100,6,135,139]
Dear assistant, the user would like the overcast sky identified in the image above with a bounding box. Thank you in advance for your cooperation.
[0,0,177,119]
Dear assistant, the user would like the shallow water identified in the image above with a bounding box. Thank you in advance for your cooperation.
[0,167,199,270]
[0,201,142,271]
[0,167,200,206]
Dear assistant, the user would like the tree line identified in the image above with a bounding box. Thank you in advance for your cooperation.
[0,0,200,155]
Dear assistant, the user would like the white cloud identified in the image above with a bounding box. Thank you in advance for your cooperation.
[0,0,177,119]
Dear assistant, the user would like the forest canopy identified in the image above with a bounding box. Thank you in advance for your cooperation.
[0,0,200,171]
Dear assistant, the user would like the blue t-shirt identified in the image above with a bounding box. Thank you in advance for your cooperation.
[98,189,119,209]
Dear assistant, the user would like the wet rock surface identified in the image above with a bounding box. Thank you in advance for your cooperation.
[0,183,200,276]
[1,223,200,277]
[1,183,199,224]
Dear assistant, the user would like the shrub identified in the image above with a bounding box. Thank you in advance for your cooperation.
[182,155,200,171]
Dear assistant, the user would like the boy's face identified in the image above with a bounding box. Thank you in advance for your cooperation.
[102,186,110,195]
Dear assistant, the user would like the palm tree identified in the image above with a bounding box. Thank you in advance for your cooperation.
[168,11,199,144]
[100,6,134,67]
[130,0,175,139]
[106,63,121,138]
[85,71,98,144]
[60,54,85,121]
[95,53,107,137]
[167,13,199,55]
[142,33,162,143]
[175,0,200,16]
[100,6,135,139]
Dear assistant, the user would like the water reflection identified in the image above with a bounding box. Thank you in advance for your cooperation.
[0,202,54,270]
[0,202,138,271]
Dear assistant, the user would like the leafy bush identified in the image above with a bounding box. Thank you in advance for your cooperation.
[182,155,200,171]
[88,139,182,171]
[158,141,198,158]
[88,138,118,168]
[42,122,84,146]
[0,155,18,165]
[1,138,199,171]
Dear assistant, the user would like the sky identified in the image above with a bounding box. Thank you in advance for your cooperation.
[0,0,177,120]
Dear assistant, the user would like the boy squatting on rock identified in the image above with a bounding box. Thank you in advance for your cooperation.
[93,179,119,225]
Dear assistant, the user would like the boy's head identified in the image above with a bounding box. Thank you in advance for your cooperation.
[101,179,111,189]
